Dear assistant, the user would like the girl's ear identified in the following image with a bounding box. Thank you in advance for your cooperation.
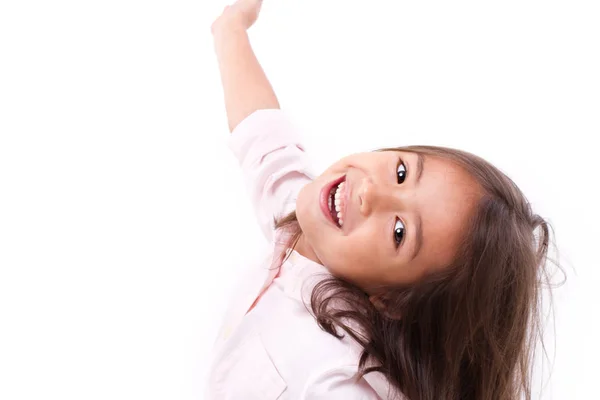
[369,294,403,320]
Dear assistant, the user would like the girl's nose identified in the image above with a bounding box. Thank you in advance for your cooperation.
[358,177,405,217]
[358,177,372,216]
[358,177,384,216]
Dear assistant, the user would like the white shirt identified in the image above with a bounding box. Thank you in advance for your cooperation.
[205,109,401,399]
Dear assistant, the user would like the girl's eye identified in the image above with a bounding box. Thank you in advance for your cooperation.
[397,161,407,184]
[394,219,405,248]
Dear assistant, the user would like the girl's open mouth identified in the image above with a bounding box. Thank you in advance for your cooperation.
[320,175,346,228]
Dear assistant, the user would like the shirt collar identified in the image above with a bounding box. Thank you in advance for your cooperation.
[278,248,331,304]
[276,250,403,399]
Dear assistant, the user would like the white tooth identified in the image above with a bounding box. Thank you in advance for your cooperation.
[335,190,340,199]
[335,203,340,213]
[328,196,332,211]
[339,218,343,226]
[335,198,341,206]
[337,211,342,220]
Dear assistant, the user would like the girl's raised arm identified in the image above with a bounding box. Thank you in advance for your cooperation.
[212,0,280,133]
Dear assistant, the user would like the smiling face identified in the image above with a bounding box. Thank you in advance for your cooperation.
[294,150,482,293]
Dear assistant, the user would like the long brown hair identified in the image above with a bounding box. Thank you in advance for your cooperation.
[275,145,558,400]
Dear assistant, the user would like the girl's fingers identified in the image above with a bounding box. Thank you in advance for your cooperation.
[214,0,262,31]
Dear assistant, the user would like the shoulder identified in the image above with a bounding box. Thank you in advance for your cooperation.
[257,306,386,398]
[227,108,306,164]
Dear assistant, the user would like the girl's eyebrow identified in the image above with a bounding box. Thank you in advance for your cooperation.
[409,214,423,262]
[415,153,425,185]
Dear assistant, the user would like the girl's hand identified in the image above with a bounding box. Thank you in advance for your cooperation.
[211,0,263,35]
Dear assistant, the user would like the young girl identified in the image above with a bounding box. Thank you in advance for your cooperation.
[207,1,553,399]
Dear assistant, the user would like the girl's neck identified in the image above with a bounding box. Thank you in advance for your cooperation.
[293,234,322,265]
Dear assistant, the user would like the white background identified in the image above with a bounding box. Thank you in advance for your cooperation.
[1,0,598,398]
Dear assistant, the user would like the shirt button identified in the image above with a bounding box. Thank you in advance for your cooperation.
[222,326,232,340]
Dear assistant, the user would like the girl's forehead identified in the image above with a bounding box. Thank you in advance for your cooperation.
[373,149,419,158]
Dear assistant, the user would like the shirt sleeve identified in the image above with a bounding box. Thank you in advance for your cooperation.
[300,366,382,400]
[228,109,316,242]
